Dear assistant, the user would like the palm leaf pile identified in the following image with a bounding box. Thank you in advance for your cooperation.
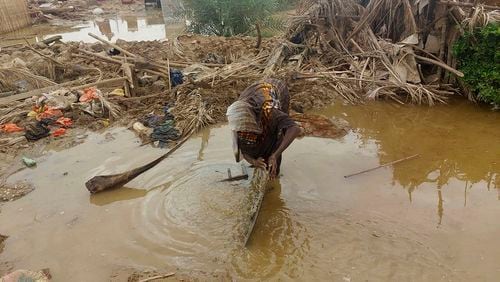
[265,0,498,105]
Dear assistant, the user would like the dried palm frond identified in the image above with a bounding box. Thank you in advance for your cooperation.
[95,89,121,119]
[173,36,187,60]
[463,5,499,32]
[195,51,269,84]
[0,67,56,92]
[171,91,215,136]
[272,0,465,105]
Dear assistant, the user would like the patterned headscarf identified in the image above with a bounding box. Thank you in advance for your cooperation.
[226,100,262,134]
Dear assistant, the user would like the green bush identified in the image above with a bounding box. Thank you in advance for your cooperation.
[453,23,500,106]
[182,0,279,36]
[276,0,299,10]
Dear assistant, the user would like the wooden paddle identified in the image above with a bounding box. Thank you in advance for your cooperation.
[85,132,193,194]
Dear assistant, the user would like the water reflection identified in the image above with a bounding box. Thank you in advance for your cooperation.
[318,99,499,224]
[90,187,147,206]
[1,6,186,46]
[122,15,139,32]
[45,15,172,42]
[197,127,211,161]
[232,179,310,279]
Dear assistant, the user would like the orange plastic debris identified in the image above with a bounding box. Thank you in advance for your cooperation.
[1,123,23,133]
[79,87,99,102]
[35,106,63,121]
[52,128,66,137]
[56,117,73,128]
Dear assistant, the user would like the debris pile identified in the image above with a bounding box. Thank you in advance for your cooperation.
[1,268,51,282]
[0,33,281,154]
[275,0,499,105]
[28,0,146,23]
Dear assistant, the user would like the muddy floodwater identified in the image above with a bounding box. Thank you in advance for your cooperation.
[1,12,185,47]
[0,99,499,281]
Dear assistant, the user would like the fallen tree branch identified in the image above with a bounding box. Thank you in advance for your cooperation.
[76,49,122,65]
[438,1,500,10]
[86,131,195,193]
[71,77,127,91]
[413,54,464,77]
[0,80,80,105]
[88,32,137,58]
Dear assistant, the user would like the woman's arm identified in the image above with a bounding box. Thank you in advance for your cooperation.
[268,125,302,177]
[273,126,301,157]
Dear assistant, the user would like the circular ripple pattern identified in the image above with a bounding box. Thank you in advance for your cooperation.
[131,162,254,269]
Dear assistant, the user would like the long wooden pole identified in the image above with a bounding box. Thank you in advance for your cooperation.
[88,32,137,58]
[71,77,127,90]
[344,154,420,178]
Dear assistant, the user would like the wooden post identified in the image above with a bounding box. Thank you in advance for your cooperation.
[437,20,448,79]
[88,33,137,58]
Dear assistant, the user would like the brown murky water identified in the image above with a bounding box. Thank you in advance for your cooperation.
[0,99,499,281]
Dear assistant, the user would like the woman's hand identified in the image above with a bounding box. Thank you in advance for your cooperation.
[242,154,266,170]
[268,154,278,178]
[252,157,267,170]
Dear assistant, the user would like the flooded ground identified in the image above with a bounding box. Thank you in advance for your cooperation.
[0,98,499,281]
[0,11,185,47]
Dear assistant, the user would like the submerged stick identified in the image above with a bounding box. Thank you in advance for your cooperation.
[138,273,175,282]
[344,154,420,178]
[85,132,194,193]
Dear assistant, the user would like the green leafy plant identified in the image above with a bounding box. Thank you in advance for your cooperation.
[453,23,500,106]
[182,0,279,36]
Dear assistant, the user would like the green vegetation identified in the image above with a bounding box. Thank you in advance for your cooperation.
[453,23,500,106]
[182,0,297,36]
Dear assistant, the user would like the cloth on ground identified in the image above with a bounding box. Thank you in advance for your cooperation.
[25,121,50,141]
[150,120,180,146]
[1,123,23,133]
[170,69,184,87]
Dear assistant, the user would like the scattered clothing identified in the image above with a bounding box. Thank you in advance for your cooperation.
[55,117,73,128]
[150,120,180,146]
[33,106,63,121]
[170,69,184,87]
[52,128,66,137]
[0,123,23,133]
[140,113,166,128]
[79,87,99,103]
[24,122,50,141]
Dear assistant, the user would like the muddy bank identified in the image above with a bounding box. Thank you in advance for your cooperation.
[0,99,498,280]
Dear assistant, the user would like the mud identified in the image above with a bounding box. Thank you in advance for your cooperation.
[0,98,498,281]
[0,182,34,202]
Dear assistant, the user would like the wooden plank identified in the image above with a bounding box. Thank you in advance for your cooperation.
[0,77,127,105]
[0,80,78,105]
